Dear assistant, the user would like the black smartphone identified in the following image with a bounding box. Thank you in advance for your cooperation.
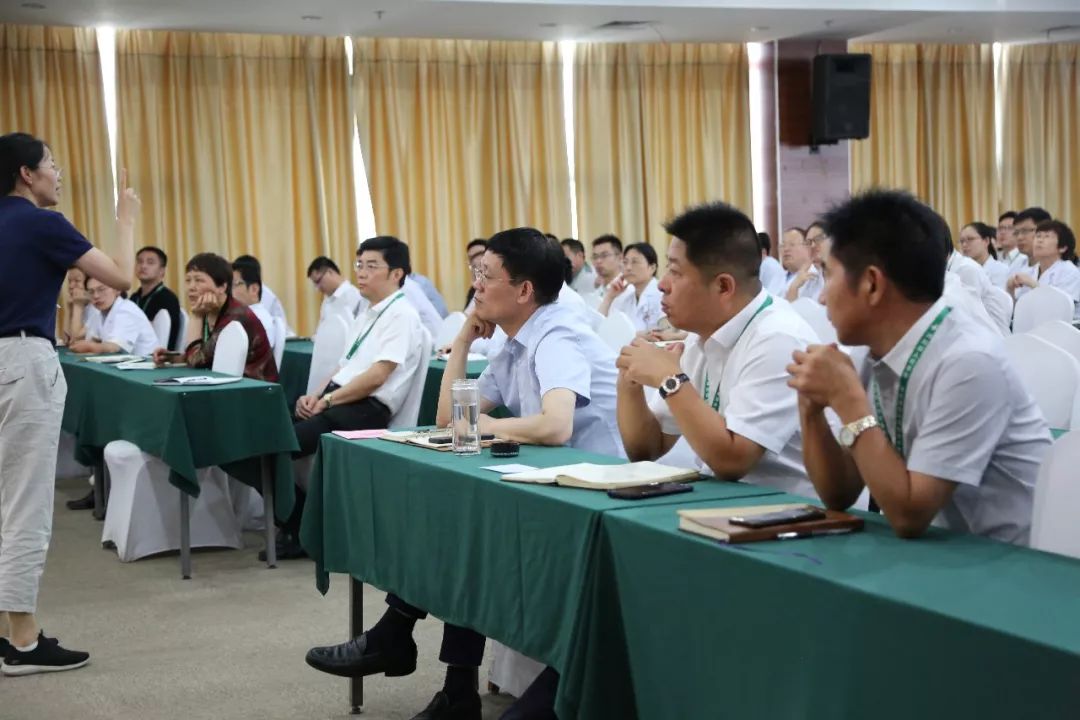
[729,506,826,528]
[607,482,694,500]
[429,434,495,445]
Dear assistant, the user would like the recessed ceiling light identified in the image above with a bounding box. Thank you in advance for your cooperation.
[21,2,47,8]
[301,14,322,21]
[750,26,770,32]
[539,22,558,28]
[946,27,962,35]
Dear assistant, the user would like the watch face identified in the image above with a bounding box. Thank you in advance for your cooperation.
[662,378,678,393]
[838,426,855,447]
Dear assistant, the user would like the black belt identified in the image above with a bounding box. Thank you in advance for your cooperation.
[0,329,52,342]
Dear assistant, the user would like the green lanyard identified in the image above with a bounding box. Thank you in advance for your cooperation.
[701,295,774,411]
[135,283,164,312]
[871,306,952,456]
[202,317,211,344]
[345,292,404,360]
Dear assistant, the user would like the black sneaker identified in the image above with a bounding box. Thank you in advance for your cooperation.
[66,489,96,511]
[0,637,10,659]
[1,632,89,676]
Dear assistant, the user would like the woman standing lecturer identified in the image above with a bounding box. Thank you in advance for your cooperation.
[0,132,139,676]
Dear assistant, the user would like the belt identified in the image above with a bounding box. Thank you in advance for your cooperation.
[0,329,54,344]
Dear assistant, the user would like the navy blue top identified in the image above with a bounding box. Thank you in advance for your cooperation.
[0,196,93,340]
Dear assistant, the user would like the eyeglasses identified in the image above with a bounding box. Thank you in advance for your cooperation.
[780,240,812,249]
[310,270,327,287]
[807,234,828,245]
[592,251,618,262]
[354,261,389,273]
[471,266,506,286]
[1013,226,1036,237]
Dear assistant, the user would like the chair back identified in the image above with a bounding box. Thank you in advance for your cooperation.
[389,328,435,428]
[173,309,189,351]
[790,297,836,344]
[1028,320,1080,365]
[150,309,171,348]
[211,321,248,377]
[985,285,1014,334]
[307,314,350,395]
[597,311,636,352]
[436,312,467,348]
[1003,333,1080,429]
[1031,429,1080,559]
[271,316,287,370]
[1013,285,1074,334]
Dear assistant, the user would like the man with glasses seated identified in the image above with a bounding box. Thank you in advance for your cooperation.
[589,233,623,300]
[996,211,1028,274]
[561,238,596,297]
[68,276,158,356]
[785,223,827,302]
[307,256,361,326]
[1006,207,1052,281]
[463,239,487,314]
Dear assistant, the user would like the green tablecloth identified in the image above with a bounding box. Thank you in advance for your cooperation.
[418,358,488,426]
[299,435,781,718]
[594,495,1080,720]
[59,352,300,521]
[281,339,314,408]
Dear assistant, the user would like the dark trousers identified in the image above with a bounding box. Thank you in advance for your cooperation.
[387,593,486,667]
[283,386,391,533]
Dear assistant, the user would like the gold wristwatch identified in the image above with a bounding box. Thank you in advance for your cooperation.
[322,391,334,408]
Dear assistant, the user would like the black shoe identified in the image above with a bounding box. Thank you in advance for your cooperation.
[410,691,482,720]
[66,490,95,511]
[305,632,417,678]
[257,532,308,562]
[0,637,10,659]
[1,632,89,676]
[499,667,559,720]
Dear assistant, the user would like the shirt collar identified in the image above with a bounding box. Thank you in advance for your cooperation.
[875,297,949,375]
[331,281,352,300]
[506,303,555,350]
[368,290,403,314]
[709,287,771,350]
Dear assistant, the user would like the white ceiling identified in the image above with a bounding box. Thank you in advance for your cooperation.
[1,0,1078,43]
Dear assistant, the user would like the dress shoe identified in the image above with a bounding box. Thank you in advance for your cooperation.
[257,532,307,562]
[66,490,95,511]
[499,666,559,720]
[305,632,417,678]
[410,691,482,720]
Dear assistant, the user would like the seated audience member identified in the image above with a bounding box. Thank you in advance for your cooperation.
[561,237,596,297]
[1008,220,1080,319]
[779,226,808,284]
[231,260,279,350]
[944,226,1010,335]
[960,222,1009,289]
[411,270,449,319]
[234,254,293,336]
[308,256,361,326]
[598,242,664,331]
[996,211,1028,273]
[68,276,158,356]
[270,236,428,559]
[463,238,487,313]
[62,267,92,343]
[352,239,441,337]
[590,233,624,300]
[1007,207,1052,278]
[785,222,826,302]
[129,246,182,348]
[757,231,787,296]
[616,202,818,498]
[152,253,277,382]
[788,190,1049,545]
[305,227,622,720]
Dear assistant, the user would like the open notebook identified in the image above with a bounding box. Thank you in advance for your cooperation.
[501,461,699,490]
[151,376,242,386]
[81,354,144,364]
[678,503,863,544]
[379,429,502,452]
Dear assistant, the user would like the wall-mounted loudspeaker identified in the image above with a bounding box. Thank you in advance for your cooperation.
[811,53,871,144]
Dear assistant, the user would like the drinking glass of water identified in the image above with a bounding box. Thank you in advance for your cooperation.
[451,379,481,455]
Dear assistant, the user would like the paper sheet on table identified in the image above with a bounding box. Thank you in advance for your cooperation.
[480,463,538,474]
[115,361,159,370]
[332,429,388,440]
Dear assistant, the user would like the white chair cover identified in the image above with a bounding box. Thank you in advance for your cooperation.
[489,643,545,698]
[272,316,287,370]
[1013,285,1074,334]
[307,314,351,396]
[790,297,837,344]
[435,312,466,349]
[101,441,243,562]
[1031,429,1080,558]
[1028,320,1080,365]
[173,309,189,351]
[212,321,248,376]
[55,431,91,480]
[151,308,171,349]
[596,311,636,352]
[585,307,605,332]
[984,285,1014,335]
[1003,334,1080,429]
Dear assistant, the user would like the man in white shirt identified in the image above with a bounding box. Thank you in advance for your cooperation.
[997,211,1029,273]
[235,254,294,337]
[68,277,158,356]
[274,237,428,560]
[616,202,819,499]
[231,261,279,351]
[788,189,1049,545]
[588,234,623,301]
[1006,207,1051,281]
[757,231,787,296]
[561,238,597,297]
[785,223,826,302]
[1009,219,1080,320]
[306,227,622,720]
[307,256,361,327]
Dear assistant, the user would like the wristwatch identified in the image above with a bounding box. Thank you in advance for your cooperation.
[322,391,334,408]
[658,373,691,399]
[838,415,878,448]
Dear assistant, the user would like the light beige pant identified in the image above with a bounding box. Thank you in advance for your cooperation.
[0,336,65,613]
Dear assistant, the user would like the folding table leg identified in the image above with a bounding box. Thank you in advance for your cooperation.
[92,460,106,521]
[350,576,364,714]
[179,490,192,579]
[261,456,276,569]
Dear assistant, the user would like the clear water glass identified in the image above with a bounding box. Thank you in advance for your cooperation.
[451,379,481,455]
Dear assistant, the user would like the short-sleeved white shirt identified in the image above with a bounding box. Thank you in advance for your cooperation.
[759,255,787,297]
[979,256,1010,289]
[259,284,294,336]
[1014,259,1080,320]
[857,299,1050,544]
[249,303,277,351]
[84,297,159,355]
[1001,248,1029,275]
[320,281,362,326]
[785,265,824,302]
[648,290,819,497]
[609,278,664,332]
[331,291,427,414]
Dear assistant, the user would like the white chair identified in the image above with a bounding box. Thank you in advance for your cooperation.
[173,309,189,351]
[1028,321,1080,365]
[582,289,603,310]
[985,286,1014,336]
[271,316,287,371]
[1003,334,1080,429]
[1013,285,1074,334]
[307,314,351,396]
[596,311,636,352]
[212,321,248,376]
[151,308,171,349]
[1030,429,1080,558]
[585,307,605,332]
[435,312,466,349]
[489,644,545,699]
[790,297,837,344]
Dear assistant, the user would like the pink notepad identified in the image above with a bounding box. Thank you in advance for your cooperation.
[332,429,388,440]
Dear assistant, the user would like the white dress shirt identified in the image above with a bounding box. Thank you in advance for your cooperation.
[249,303,277,351]
[759,255,787,297]
[856,298,1050,544]
[785,264,824,302]
[1014,260,1080,320]
[319,281,362,326]
[947,252,1009,335]
[259,284,293,336]
[332,291,427,415]
[978,256,1010,289]
[648,290,820,497]
[609,278,664,332]
[84,297,159,356]
[1001,248,1030,275]
[569,264,597,297]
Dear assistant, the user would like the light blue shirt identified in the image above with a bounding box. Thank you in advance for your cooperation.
[478,303,624,457]
[411,273,449,318]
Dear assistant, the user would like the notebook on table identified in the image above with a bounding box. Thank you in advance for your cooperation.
[501,461,699,490]
[678,503,863,544]
[379,429,502,452]
[151,376,242,386]
[81,354,144,364]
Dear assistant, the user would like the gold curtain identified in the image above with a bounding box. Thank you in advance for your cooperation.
[117,30,357,336]
[574,42,752,249]
[352,37,571,311]
[999,43,1080,226]
[850,43,997,236]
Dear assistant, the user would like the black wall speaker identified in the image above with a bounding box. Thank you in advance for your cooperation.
[811,53,871,144]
